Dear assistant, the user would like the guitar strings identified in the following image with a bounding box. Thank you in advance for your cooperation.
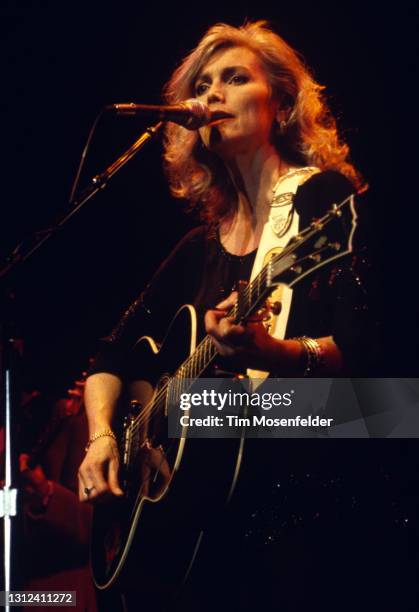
[128,247,302,436]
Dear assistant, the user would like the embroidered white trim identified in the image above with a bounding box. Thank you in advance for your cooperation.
[247,166,320,384]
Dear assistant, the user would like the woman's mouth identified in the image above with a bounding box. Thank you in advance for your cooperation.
[207,111,234,126]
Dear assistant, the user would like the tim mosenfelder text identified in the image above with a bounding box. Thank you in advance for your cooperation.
[177,390,333,429]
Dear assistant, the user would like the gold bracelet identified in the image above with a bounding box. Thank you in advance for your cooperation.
[293,336,324,376]
[85,429,117,452]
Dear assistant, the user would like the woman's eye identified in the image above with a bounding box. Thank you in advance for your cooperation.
[229,74,248,85]
[195,82,209,96]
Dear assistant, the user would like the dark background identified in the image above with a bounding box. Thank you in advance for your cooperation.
[2,2,419,607]
[1,0,418,390]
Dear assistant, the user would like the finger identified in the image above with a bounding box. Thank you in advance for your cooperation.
[205,308,227,335]
[78,455,107,501]
[84,461,110,499]
[246,310,269,323]
[206,311,235,342]
[79,477,103,502]
[78,459,100,502]
[210,336,235,358]
[218,317,247,343]
[216,291,238,310]
[206,309,246,346]
[209,323,248,359]
[108,458,123,496]
[78,469,90,502]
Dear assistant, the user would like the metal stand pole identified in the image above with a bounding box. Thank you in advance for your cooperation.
[0,118,164,603]
[1,369,17,612]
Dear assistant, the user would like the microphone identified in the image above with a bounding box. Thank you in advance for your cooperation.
[105,99,212,130]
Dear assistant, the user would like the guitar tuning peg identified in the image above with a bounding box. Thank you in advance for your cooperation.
[267,300,282,315]
[331,204,343,217]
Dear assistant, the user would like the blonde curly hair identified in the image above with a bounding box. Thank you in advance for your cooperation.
[163,20,363,225]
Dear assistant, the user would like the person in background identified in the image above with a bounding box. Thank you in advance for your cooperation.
[20,379,98,612]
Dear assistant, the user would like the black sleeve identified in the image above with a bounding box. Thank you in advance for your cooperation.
[89,226,207,378]
[290,171,380,375]
[293,170,355,225]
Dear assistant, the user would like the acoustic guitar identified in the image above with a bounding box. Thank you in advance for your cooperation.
[91,194,358,601]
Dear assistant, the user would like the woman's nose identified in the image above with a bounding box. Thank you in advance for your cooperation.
[206,83,225,104]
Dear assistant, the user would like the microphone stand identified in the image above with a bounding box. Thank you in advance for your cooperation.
[0,119,164,604]
[0,121,163,279]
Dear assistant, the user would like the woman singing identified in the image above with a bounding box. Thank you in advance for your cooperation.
[79,19,368,499]
[79,20,375,610]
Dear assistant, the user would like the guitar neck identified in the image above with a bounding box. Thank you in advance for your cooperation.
[172,266,273,384]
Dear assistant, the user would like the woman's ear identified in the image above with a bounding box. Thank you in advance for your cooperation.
[275,106,284,124]
[275,103,289,125]
[274,100,292,136]
[275,109,288,136]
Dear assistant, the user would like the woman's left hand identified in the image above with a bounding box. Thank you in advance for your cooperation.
[205,291,296,372]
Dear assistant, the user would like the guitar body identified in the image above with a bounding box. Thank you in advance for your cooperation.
[91,305,245,601]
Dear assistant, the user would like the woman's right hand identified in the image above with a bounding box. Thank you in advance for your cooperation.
[78,435,123,502]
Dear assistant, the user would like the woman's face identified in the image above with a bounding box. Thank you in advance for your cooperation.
[194,46,278,158]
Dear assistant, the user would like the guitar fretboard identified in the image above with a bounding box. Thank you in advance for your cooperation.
[168,262,272,400]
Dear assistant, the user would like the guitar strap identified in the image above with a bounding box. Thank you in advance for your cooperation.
[247,166,320,382]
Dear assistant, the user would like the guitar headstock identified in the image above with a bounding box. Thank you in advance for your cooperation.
[268,194,358,288]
